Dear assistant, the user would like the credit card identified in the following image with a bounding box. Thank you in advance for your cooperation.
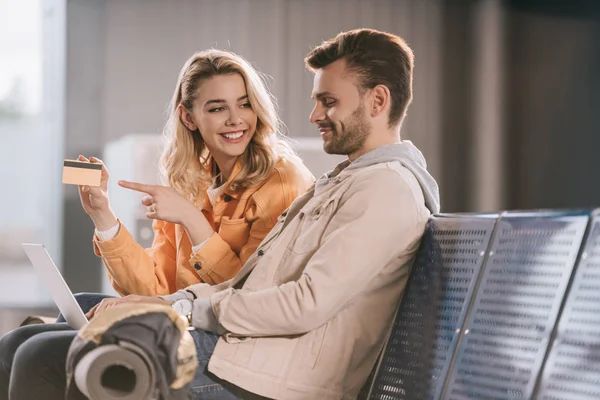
[62,160,102,186]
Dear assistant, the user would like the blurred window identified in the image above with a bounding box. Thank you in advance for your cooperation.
[0,0,65,305]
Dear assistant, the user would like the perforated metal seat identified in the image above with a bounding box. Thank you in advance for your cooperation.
[535,211,600,400]
[443,210,589,400]
[364,210,594,400]
[366,213,498,400]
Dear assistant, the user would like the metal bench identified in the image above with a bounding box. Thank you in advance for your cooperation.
[363,210,596,400]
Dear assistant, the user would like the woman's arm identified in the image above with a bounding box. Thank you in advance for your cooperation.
[94,219,179,296]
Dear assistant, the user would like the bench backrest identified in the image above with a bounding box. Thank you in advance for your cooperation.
[366,210,594,400]
[536,212,600,399]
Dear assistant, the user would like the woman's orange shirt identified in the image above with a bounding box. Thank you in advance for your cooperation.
[93,155,315,296]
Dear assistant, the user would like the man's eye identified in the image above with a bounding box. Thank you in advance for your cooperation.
[208,107,225,112]
[323,99,336,107]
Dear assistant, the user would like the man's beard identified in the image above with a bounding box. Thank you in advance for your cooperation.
[320,103,370,156]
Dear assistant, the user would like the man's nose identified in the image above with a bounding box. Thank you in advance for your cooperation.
[309,104,325,124]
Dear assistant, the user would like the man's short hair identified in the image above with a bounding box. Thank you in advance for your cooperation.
[305,28,414,127]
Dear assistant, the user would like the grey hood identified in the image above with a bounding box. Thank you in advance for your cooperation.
[326,141,440,214]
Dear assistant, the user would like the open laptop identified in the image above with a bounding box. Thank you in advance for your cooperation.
[21,243,88,329]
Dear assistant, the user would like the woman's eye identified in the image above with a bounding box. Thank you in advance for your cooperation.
[208,107,225,113]
[240,102,252,109]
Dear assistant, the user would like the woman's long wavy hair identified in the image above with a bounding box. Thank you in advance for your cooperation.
[160,49,295,204]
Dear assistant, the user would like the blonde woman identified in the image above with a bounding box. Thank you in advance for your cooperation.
[78,50,314,297]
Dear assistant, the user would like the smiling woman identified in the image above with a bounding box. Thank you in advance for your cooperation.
[178,74,257,179]
[77,50,315,296]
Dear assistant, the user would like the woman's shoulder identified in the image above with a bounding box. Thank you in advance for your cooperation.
[270,154,315,190]
[244,155,314,220]
[249,155,314,202]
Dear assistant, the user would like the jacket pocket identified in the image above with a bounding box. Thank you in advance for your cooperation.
[287,199,337,255]
[256,213,285,252]
[219,335,256,365]
[218,217,250,254]
[302,323,329,369]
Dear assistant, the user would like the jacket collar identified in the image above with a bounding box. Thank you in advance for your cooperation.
[222,158,244,200]
[314,159,351,195]
[201,158,243,211]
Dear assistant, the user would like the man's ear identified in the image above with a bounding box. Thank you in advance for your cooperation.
[370,85,391,119]
[177,104,198,131]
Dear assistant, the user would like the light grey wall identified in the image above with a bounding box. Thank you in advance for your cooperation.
[63,0,106,292]
[100,0,443,175]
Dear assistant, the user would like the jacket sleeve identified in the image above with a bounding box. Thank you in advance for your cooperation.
[207,170,429,336]
[94,219,178,296]
[188,167,313,285]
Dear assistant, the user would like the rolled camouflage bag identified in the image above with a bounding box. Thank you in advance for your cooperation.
[65,303,198,400]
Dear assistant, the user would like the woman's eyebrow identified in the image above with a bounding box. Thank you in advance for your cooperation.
[204,95,248,106]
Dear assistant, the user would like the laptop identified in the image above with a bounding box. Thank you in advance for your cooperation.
[21,243,88,329]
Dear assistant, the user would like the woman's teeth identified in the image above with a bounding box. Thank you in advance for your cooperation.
[222,131,244,140]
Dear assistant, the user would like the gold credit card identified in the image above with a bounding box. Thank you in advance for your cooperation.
[62,160,102,186]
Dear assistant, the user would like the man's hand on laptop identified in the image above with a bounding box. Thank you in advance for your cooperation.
[86,295,173,319]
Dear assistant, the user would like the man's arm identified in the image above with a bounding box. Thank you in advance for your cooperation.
[160,278,231,302]
[191,169,429,336]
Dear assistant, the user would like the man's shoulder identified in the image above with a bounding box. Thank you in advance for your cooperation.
[345,161,419,191]
[342,162,428,216]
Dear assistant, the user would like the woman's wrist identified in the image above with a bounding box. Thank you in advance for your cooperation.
[90,209,118,231]
[182,207,214,245]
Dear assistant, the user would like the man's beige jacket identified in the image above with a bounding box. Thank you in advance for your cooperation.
[165,142,440,399]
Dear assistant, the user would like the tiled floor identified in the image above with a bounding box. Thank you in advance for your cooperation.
[0,306,59,335]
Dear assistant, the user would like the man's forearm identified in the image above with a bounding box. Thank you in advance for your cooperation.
[160,286,226,333]
[191,297,226,334]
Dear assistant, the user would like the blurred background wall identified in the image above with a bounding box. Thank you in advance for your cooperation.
[1,0,600,329]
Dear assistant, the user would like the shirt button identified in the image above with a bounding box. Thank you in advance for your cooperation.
[257,250,264,257]
[194,262,202,270]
